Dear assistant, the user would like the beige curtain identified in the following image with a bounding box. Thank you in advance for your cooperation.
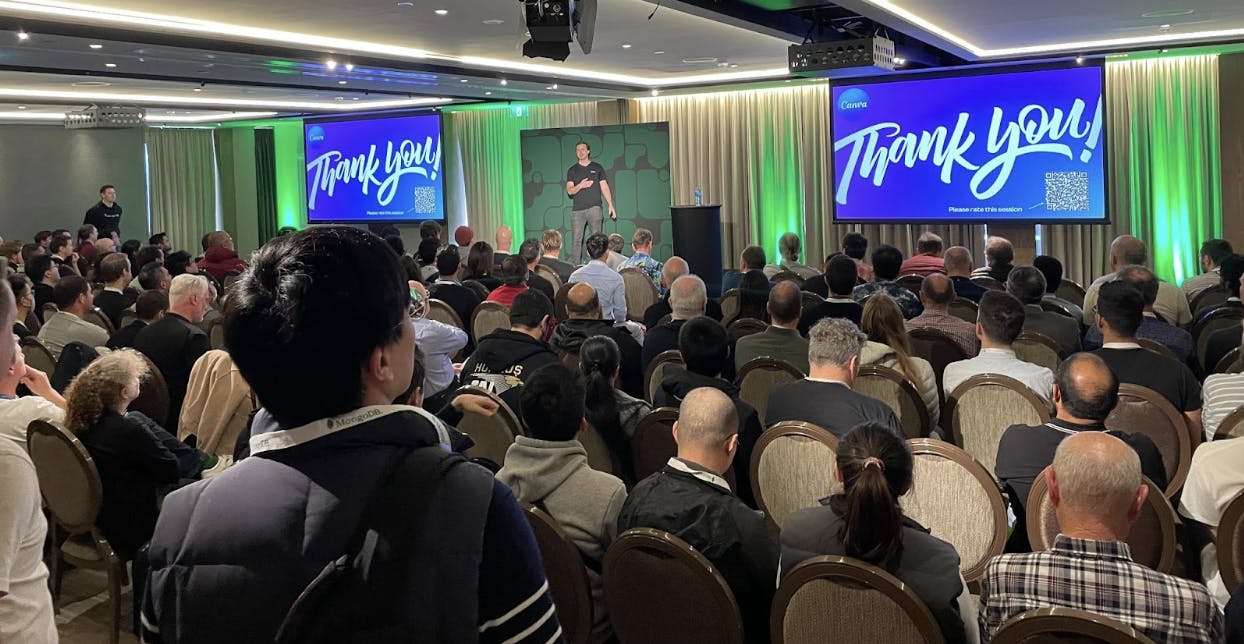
[146,128,218,251]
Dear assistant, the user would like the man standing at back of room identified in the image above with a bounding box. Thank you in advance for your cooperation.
[565,142,616,264]
[84,184,123,238]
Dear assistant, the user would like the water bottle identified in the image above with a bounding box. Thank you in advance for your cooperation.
[693,186,703,206]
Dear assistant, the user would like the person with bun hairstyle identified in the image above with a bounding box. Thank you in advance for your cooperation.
[579,335,650,484]
[780,423,974,644]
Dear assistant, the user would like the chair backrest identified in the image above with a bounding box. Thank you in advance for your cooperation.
[619,267,660,323]
[773,555,945,644]
[947,297,979,324]
[630,407,680,481]
[971,275,1004,291]
[20,336,57,376]
[554,281,573,321]
[461,279,492,301]
[83,307,115,335]
[896,274,925,295]
[1194,306,1244,368]
[1214,347,1242,375]
[1104,384,1190,498]
[1013,330,1066,371]
[719,289,740,324]
[579,421,618,476]
[1217,489,1244,595]
[1027,475,1175,573]
[1039,298,1079,320]
[903,439,1007,581]
[944,374,1052,475]
[533,263,563,294]
[452,385,523,468]
[853,364,931,439]
[1190,284,1229,316]
[725,317,767,342]
[992,607,1157,644]
[130,352,171,428]
[40,301,59,321]
[470,301,511,344]
[208,317,226,351]
[644,349,684,403]
[1213,406,1244,441]
[524,505,593,644]
[736,357,804,423]
[25,419,103,536]
[119,308,138,330]
[1135,338,1177,362]
[749,421,840,530]
[1055,279,1087,309]
[426,298,466,331]
[908,327,972,402]
[604,528,744,644]
[800,291,823,311]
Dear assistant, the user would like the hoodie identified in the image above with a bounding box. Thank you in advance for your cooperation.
[859,340,940,425]
[550,318,644,398]
[459,328,561,416]
[497,436,627,643]
[200,246,248,283]
[652,367,763,508]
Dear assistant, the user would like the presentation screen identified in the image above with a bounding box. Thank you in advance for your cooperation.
[830,63,1107,223]
[303,112,444,223]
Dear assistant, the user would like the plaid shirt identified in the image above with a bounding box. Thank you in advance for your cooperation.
[979,535,1222,644]
[906,309,980,357]
[619,252,665,295]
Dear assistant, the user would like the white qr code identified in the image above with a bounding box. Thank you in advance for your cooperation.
[412,187,437,215]
[1044,172,1089,211]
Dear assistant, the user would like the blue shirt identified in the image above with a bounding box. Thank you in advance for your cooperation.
[1083,314,1196,368]
[620,252,665,294]
[570,260,628,325]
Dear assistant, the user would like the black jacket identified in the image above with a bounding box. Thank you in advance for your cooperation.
[549,318,643,398]
[459,329,561,417]
[94,288,138,330]
[653,367,763,508]
[108,320,147,350]
[1205,324,1241,375]
[642,295,724,330]
[949,276,988,303]
[539,256,576,284]
[133,313,210,431]
[33,283,54,323]
[428,281,482,351]
[527,272,556,304]
[618,460,778,643]
[641,318,687,369]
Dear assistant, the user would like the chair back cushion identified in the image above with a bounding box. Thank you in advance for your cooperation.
[453,386,522,468]
[578,422,617,476]
[524,505,593,644]
[1217,490,1244,594]
[534,264,563,294]
[750,422,840,529]
[25,419,103,535]
[84,307,115,335]
[947,298,980,324]
[1013,331,1064,371]
[908,328,971,401]
[470,302,511,344]
[725,318,767,342]
[719,289,740,324]
[630,408,680,481]
[619,268,660,323]
[20,337,57,376]
[945,374,1051,475]
[1054,280,1087,309]
[992,607,1157,644]
[644,350,684,403]
[1214,406,1244,441]
[736,358,803,423]
[427,298,466,330]
[1104,385,1190,497]
[854,365,930,439]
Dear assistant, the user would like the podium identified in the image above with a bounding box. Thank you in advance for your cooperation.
[671,205,723,297]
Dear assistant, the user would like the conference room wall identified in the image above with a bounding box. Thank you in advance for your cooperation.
[1219,52,1244,253]
[0,124,148,243]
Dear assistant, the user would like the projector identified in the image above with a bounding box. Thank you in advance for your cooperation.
[520,0,596,62]
[64,106,147,129]
[789,36,896,76]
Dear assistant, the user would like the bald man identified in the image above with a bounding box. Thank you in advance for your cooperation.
[970,236,1015,283]
[734,281,809,373]
[905,273,980,357]
[492,225,514,263]
[617,387,778,644]
[641,261,724,337]
[550,282,644,397]
[943,246,988,303]
[900,232,946,276]
[1081,235,1193,326]
[981,432,1220,643]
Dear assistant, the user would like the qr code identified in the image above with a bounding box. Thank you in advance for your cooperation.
[412,187,437,214]
[1045,172,1089,211]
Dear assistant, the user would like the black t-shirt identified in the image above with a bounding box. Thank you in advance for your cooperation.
[798,300,863,335]
[84,200,123,236]
[1093,346,1202,412]
[566,162,607,210]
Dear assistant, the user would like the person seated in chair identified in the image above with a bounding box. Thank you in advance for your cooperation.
[619,228,665,292]
[734,281,809,373]
[617,387,777,644]
[1083,266,1194,367]
[970,236,1015,283]
[108,290,167,350]
[25,255,58,324]
[642,257,724,329]
[1033,255,1085,322]
[943,246,988,304]
[94,252,138,329]
[485,256,530,308]
[551,283,644,398]
[800,255,864,333]
[133,274,212,432]
[408,281,467,411]
[0,332,66,446]
[569,234,627,325]
[539,229,576,284]
[642,274,707,369]
[518,238,556,303]
[1006,265,1081,357]
[763,232,818,280]
[428,248,483,339]
[458,289,561,418]
[904,273,979,357]
[36,276,109,361]
[852,245,923,319]
[721,245,767,293]
[942,291,1053,402]
[899,232,947,277]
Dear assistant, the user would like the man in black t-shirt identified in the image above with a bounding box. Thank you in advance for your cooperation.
[565,141,616,265]
[799,255,863,334]
[84,184,123,238]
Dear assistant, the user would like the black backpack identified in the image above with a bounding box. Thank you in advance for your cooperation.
[274,445,495,644]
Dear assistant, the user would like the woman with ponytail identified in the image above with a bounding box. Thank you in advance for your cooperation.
[579,336,650,484]
[779,423,974,643]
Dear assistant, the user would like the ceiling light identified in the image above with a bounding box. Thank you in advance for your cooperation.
[460,78,469,83]
[482,19,504,25]
[551,83,558,89]
[893,57,905,65]
[485,91,492,95]
[1160,48,1170,53]
[0,111,63,121]
[396,1,413,6]
[344,63,354,71]
[682,57,718,64]
[1076,55,1084,64]
[622,43,632,49]
[545,86,554,90]
[71,81,111,87]
[729,63,738,68]
[434,9,448,16]
[653,50,665,55]
[16,105,25,109]
[500,79,508,86]
[89,43,103,49]
[104,62,116,67]
[1159,24,1172,31]
[149,111,277,123]
[0,87,451,112]
[650,89,660,96]
[193,87,202,92]
[16,31,29,41]
[325,59,338,70]
[337,80,347,85]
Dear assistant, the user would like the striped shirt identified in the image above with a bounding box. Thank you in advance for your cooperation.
[1202,373,1244,441]
[979,535,1222,644]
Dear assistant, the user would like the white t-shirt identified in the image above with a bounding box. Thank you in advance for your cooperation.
[1202,373,1244,441]
[1178,438,1244,609]
[0,438,57,643]
[0,396,65,447]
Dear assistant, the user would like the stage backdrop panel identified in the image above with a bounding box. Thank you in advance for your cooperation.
[521,123,672,260]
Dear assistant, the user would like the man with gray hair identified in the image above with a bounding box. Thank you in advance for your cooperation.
[943,246,988,303]
[604,233,627,271]
[764,318,899,436]
[642,257,724,328]
[764,232,818,280]
[1006,265,1081,356]
[1081,235,1193,326]
[980,432,1220,643]
[134,273,212,431]
[641,274,707,368]
[900,232,946,276]
[971,236,1015,283]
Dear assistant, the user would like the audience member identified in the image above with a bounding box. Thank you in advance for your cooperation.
[0,241,20,269]
[551,283,643,397]
[800,253,838,298]
[943,246,988,303]
[454,225,475,263]
[579,335,650,479]
[569,234,627,325]
[94,252,138,329]
[19,243,42,268]
[133,274,212,430]
[198,231,247,283]
[905,273,980,356]
[765,232,818,280]
[642,257,724,328]
[617,387,777,643]
[8,275,33,339]
[1007,265,1081,356]
[419,219,443,248]
[33,230,52,252]
[77,224,99,260]
[49,235,81,278]
[943,291,1053,401]
[799,254,864,334]
[971,236,1015,282]
[735,281,809,373]
[619,227,665,292]
[605,233,628,270]
[766,318,900,435]
[164,250,198,277]
[1201,256,1244,373]
[852,245,924,319]
[0,333,66,446]
[1180,431,1244,609]
[735,270,771,323]
[108,290,167,350]
[1183,238,1234,299]
[1201,322,1244,441]
[178,349,253,458]
[497,364,627,643]
[143,226,559,642]
[722,244,767,292]
[37,276,108,359]
[416,238,440,281]
[861,295,939,422]
[138,260,172,293]
[25,255,57,323]
[485,255,530,307]
[1084,266,1195,366]
[842,232,873,282]
[1033,255,1085,321]
[93,236,116,259]
[409,281,468,408]
[539,229,576,283]
[148,232,171,252]
[459,289,561,415]
[1091,281,1202,440]
[782,423,973,643]
[642,274,706,367]
[428,248,482,333]
[979,432,1220,643]
[1081,235,1192,326]
[899,232,947,276]
[463,241,501,290]
[518,238,556,303]
[492,225,513,262]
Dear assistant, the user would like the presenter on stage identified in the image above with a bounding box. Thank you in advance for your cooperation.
[565,141,616,264]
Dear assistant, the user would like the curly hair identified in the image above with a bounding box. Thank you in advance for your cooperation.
[64,349,149,433]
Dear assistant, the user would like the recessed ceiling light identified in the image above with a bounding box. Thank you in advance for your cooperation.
[338,80,347,85]
[193,87,203,91]
[1159,48,1170,53]
[325,59,338,70]
[16,31,29,41]
[1158,24,1172,31]
[622,42,632,49]
[396,1,413,6]
[546,85,554,90]
[71,81,111,87]
[1076,55,1085,64]
[17,105,26,109]
[434,9,448,16]
[650,89,660,96]
[335,96,345,101]
[500,79,508,86]
[653,50,665,55]
[460,78,469,83]
[482,19,505,25]
[892,57,905,65]
[485,91,492,95]
[682,57,719,64]
[352,97,360,100]
[344,63,354,71]
[89,43,103,49]
[729,63,738,68]
[105,63,117,68]
[552,83,558,89]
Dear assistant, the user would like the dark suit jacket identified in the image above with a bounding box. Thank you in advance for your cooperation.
[33,283,54,323]
[1022,304,1081,356]
[108,320,148,350]
[641,318,687,369]
[1205,325,1241,374]
[539,256,576,283]
[527,272,555,304]
[949,276,988,303]
[642,295,724,329]
[133,313,210,431]
[95,288,139,330]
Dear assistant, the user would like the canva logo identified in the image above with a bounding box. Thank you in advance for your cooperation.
[306,125,326,144]
[837,88,870,113]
